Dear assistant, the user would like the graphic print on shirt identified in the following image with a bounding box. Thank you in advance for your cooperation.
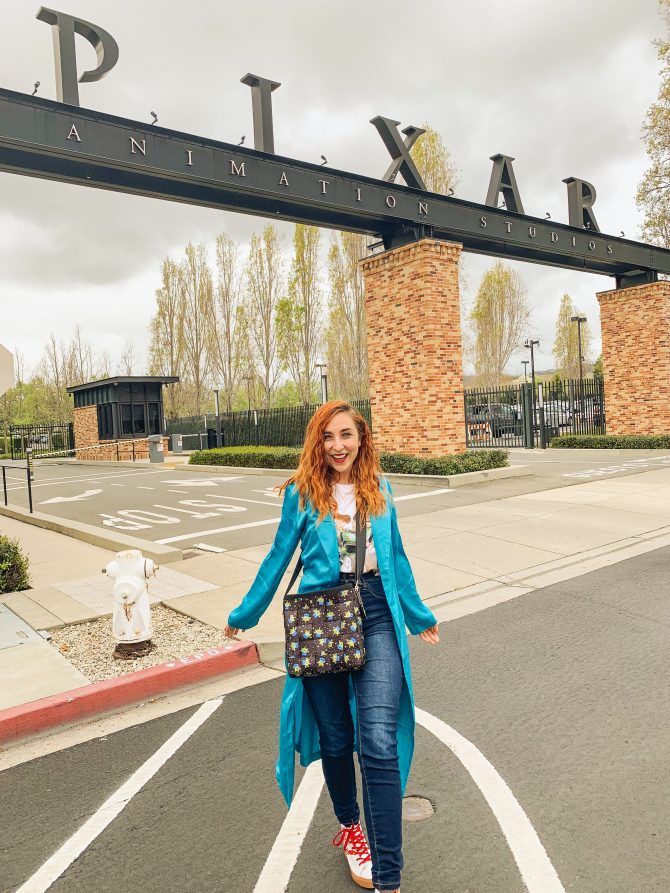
[332,483,378,573]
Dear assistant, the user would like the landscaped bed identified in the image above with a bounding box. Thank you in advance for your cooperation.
[49,604,232,683]
[551,434,670,449]
[189,445,509,475]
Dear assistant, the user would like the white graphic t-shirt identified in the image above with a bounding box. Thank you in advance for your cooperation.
[332,482,378,573]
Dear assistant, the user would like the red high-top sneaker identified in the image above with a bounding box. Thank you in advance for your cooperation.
[332,821,373,888]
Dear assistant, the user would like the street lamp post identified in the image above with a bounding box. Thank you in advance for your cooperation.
[213,388,222,447]
[521,360,529,382]
[315,362,328,404]
[524,338,539,396]
[570,315,587,381]
[242,374,253,444]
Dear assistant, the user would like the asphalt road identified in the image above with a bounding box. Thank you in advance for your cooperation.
[3,449,670,552]
[2,545,669,892]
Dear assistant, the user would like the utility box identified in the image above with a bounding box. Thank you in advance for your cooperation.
[171,433,183,454]
[148,434,164,463]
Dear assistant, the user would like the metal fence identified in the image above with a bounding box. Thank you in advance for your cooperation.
[165,399,372,449]
[9,423,74,459]
[465,378,605,449]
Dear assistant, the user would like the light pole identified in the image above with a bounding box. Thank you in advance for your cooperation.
[521,360,529,382]
[213,388,222,447]
[570,315,587,381]
[524,338,539,396]
[315,362,328,404]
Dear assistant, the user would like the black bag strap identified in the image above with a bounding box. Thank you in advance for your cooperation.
[283,509,366,597]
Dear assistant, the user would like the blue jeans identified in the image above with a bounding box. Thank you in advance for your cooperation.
[302,571,403,892]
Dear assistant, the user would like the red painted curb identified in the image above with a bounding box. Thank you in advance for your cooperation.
[0,640,258,744]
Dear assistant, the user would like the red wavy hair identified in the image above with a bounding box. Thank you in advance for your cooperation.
[277,401,387,521]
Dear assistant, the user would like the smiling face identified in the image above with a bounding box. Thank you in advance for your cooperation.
[323,410,361,483]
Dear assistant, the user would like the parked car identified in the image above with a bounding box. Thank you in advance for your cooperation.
[466,402,523,439]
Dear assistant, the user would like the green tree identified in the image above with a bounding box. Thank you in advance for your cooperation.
[324,232,368,400]
[552,293,591,379]
[637,1,670,245]
[593,354,604,382]
[276,225,323,405]
[246,225,285,409]
[410,123,459,195]
[470,262,530,387]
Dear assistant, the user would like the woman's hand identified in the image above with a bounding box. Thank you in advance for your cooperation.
[224,625,243,639]
[418,624,440,645]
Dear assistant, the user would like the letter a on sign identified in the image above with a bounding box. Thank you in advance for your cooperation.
[485,153,525,214]
[0,344,15,397]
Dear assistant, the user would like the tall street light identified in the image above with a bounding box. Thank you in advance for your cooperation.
[521,359,529,382]
[524,338,539,396]
[570,315,587,381]
[315,362,328,404]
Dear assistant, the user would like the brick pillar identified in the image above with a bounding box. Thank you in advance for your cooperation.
[360,239,466,455]
[597,280,670,434]
[72,405,98,448]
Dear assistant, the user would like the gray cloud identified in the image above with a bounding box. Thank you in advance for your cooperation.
[0,0,664,372]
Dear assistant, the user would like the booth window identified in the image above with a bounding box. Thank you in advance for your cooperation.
[132,404,146,435]
[148,402,160,435]
[97,403,113,440]
[120,404,133,437]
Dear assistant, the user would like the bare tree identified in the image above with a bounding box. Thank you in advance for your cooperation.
[276,225,323,404]
[245,225,284,409]
[118,337,138,376]
[410,122,459,196]
[178,243,213,416]
[470,262,530,387]
[69,325,94,384]
[324,232,368,400]
[209,233,246,412]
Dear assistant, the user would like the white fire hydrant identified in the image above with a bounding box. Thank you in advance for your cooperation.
[103,549,158,659]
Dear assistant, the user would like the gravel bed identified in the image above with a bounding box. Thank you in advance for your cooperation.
[49,605,232,683]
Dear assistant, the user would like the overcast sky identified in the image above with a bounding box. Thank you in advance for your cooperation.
[0,0,665,378]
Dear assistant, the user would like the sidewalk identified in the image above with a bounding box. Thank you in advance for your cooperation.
[3,466,670,723]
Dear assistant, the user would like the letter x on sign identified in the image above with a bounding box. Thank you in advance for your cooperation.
[370,116,427,191]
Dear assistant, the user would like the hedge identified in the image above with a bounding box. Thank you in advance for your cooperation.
[551,434,670,449]
[0,535,30,593]
[189,446,509,475]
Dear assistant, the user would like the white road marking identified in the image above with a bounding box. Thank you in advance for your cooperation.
[167,489,188,494]
[205,493,281,507]
[160,477,244,487]
[40,489,102,504]
[395,487,454,501]
[16,698,224,893]
[253,761,325,893]
[415,708,565,893]
[156,516,281,544]
[109,483,125,487]
[137,486,155,490]
[193,542,227,553]
[5,468,170,491]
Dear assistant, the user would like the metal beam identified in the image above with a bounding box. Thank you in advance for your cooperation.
[0,88,667,283]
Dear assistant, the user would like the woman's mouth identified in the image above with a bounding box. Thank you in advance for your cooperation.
[331,453,348,465]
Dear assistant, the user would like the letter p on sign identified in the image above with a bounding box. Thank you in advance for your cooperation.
[0,344,15,396]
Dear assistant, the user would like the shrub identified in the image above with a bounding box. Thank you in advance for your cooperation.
[0,535,30,593]
[190,446,509,475]
[551,434,670,449]
[190,446,302,469]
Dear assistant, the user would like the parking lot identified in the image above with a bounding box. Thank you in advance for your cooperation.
[3,451,670,553]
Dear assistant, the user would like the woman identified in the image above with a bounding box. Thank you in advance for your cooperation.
[225,400,440,893]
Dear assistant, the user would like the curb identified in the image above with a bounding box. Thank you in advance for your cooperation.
[0,640,258,744]
[172,463,531,488]
[0,504,183,564]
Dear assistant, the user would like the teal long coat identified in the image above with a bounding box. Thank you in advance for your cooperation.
[227,477,437,807]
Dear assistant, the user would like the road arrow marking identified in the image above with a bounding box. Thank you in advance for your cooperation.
[41,489,102,504]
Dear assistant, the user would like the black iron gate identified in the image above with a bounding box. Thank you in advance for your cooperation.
[10,423,74,459]
[465,378,605,449]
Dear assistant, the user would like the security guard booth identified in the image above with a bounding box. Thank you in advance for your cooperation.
[67,375,178,460]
